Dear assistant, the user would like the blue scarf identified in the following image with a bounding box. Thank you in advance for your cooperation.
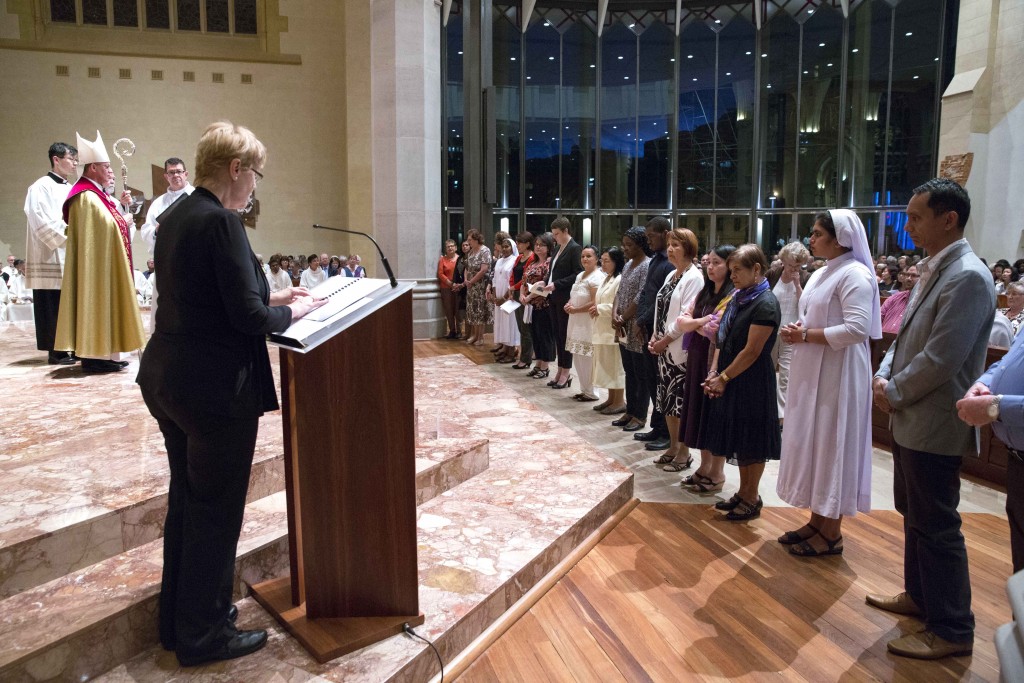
[717,278,770,345]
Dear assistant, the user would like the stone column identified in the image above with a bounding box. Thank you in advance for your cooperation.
[372,0,444,339]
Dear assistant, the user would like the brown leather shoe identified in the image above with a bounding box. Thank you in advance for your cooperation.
[886,630,973,659]
[865,591,923,617]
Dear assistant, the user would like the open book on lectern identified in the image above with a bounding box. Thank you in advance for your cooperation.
[267,276,394,352]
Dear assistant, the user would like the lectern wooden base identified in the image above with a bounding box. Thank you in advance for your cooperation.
[250,576,425,664]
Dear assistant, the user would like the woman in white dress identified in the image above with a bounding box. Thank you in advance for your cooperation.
[564,246,605,400]
[772,241,811,423]
[775,209,881,557]
[490,236,520,361]
[589,247,626,413]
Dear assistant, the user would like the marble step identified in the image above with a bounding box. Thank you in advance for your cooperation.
[0,437,489,683]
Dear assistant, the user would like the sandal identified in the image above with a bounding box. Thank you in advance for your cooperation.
[511,362,530,369]
[714,494,742,511]
[789,533,843,557]
[661,456,694,472]
[725,497,762,521]
[680,473,707,487]
[652,453,676,465]
[690,477,724,493]
[778,524,819,545]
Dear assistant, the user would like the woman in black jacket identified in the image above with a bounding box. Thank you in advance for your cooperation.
[137,121,322,667]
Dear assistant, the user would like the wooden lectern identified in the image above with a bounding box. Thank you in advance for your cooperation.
[249,282,424,663]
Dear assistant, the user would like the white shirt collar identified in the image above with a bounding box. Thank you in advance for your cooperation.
[917,237,967,277]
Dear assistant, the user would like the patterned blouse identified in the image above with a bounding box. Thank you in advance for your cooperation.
[523,257,551,309]
[613,256,651,353]
[1000,307,1024,337]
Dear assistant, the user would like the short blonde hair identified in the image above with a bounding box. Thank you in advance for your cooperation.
[194,121,266,186]
[779,241,811,265]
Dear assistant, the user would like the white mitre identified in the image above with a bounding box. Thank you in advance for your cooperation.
[76,130,110,165]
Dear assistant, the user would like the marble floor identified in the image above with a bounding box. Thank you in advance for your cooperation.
[0,321,634,682]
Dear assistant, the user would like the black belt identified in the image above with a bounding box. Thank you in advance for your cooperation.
[1009,447,1024,463]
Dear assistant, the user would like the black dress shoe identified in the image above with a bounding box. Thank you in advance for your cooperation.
[611,415,632,427]
[117,360,130,368]
[622,421,646,432]
[161,605,239,651]
[633,430,660,441]
[47,351,77,365]
[644,438,671,451]
[81,358,126,373]
[176,629,268,667]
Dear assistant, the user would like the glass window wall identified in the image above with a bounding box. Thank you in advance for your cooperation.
[442,0,953,256]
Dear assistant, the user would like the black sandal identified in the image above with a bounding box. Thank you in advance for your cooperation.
[789,533,843,557]
[714,494,742,511]
[725,497,762,521]
[652,453,675,465]
[778,524,819,545]
[661,456,694,472]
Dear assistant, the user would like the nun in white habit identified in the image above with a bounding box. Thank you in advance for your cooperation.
[491,236,521,349]
[775,209,882,557]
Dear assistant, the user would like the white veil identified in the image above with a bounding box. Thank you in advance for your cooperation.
[830,209,882,339]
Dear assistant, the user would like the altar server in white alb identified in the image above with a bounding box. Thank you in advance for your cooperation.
[24,142,79,365]
[775,209,882,557]
[138,157,193,330]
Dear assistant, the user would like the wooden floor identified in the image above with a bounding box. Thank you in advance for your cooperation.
[412,338,1013,682]
[460,504,1010,683]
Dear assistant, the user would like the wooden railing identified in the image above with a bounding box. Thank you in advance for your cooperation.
[871,333,1009,487]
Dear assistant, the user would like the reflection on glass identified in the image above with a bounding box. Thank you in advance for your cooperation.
[447,212,465,244]
[524,20,561,208]
[494,9,521,208]
[446,14,464,207]
[677,214,711,254]
[598,214,635,250]
[561,20,597,210]
[677,21,716,209]
[600,23,638,209]
[637,21,674,209]
[796,5,842,207]
[760,13,799,210]
[844,1,891,207]
[716,214,750,247]
[886,0,940,206]
[758,212,792,254]
[717,17,756,208]
[494,213,519,235]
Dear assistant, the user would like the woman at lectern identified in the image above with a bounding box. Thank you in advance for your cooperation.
[137,121,323,667]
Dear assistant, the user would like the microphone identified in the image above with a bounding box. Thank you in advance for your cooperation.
[312,224,398,288]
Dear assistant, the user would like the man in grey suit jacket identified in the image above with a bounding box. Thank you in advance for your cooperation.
[869,178,994,659]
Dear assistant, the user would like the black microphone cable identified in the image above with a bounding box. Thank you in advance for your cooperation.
[403,622,444,682]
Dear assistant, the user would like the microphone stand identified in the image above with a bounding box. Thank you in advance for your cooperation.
[312,224,398,288]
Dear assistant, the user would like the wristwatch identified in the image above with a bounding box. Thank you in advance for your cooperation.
[720,371,731,383]
[988,395,1003,421]
[801,328,808,342]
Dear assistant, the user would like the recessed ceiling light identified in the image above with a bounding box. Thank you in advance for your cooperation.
[457,51,463,55]
[693,78,698,82]
[725,71,731,76]
[827,63,833,67]
[746,51,752,55]
[852,48,859,53]
[761,53,768,58]
[624,76,629,80]
[618,55,624,60]
[688,55,693,59]
[906,31,913,36]
[548,56,554,60]
[510,57,516,61]
[819,42,825,47]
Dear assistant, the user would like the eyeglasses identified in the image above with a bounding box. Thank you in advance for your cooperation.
[165,169,186,176]
[249,168,263,188]
[63,155,79,165]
